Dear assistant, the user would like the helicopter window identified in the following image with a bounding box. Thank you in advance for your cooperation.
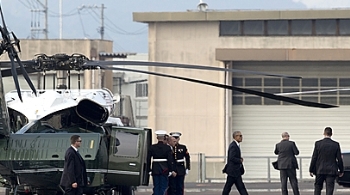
[113,131,139,157]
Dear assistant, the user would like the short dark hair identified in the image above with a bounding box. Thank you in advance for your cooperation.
[324,127,332,136]
[70,135,81,144]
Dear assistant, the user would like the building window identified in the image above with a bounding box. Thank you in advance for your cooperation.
[267,20,288,35]
[291,20,312,35]
[220,21,241,36]
[243,21,264,36]
[220,18,350,36]
[136,83,148,97]
[339,19,350,35]
[315,19,336,35]
[232,77,350,106]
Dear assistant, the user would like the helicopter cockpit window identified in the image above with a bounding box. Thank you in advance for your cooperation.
[114,131,139,157]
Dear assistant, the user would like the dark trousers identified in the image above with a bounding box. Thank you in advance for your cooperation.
[222,175,248,195]
[280,169,300,195]
[64,187,83,195]
[168,176,176,195]
[152,174,168,195]
[174,175,185,195]
[314,174,336,195]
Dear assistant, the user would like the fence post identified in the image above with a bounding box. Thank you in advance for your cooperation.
[267,157,271,183]
[299,157,303,180]
[198,153,206,183]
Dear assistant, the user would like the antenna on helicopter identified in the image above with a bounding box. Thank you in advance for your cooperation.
[0,4,37,102]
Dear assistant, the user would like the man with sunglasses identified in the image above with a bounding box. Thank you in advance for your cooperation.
[222,131,248,195]
[60,135,87,195]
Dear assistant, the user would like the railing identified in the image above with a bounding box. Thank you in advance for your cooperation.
[193,153,313,183]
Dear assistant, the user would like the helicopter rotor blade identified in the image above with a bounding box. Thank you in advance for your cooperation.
[86,64,336,108]
[276,88,350,96]
[8,49,22,102]
[85,60,302,79]
[1,66,39,77]
[14,55,37,96]
[0,5,37,98]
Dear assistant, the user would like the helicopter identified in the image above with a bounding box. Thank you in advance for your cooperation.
[0,3,340,195]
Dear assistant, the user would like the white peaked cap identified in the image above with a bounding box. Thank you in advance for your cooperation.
[155,130,167,136]
[170,132,182,137]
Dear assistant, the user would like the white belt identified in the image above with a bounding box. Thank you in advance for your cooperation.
[176,159,185,162]
[153,159,167,162]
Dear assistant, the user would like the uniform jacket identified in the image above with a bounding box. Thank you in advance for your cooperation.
[60,146,88,188]
[274,140,299,170]
[148,141,175,175]
[173,143,190,175]
[222,141,244,177]
[309,137,344,175]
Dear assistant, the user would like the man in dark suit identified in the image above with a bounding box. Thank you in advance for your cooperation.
[309,127,344,195]
[222,131,248,195]
[60,135,87,195]
[148,130,176,195]
[170,132,191,195]
[274,132,300,195]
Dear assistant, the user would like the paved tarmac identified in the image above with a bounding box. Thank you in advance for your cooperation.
[135,181,350,195]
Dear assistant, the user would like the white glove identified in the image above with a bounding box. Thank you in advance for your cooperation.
[168,172,172,177]
[186,169,189,175]
[149,171,152,175]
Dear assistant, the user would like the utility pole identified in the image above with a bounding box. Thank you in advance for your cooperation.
[79,4,105,40]
[59,0,62,39]
[30,0,48,39]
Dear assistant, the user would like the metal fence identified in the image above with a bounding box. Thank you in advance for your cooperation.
[188,153,313,183]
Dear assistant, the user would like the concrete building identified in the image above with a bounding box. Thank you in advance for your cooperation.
[134,9,350,180]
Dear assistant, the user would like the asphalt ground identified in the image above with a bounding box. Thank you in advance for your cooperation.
[135,181,350,195]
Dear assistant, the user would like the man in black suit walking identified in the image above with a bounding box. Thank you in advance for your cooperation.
[309,127,344,195]
[274,132,300,195]
[222,131,248,195]
[60,135,87,195]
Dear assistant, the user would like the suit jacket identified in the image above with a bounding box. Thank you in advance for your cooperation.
[173,143,191,175]
[148,141,175,175]
[309,137,344,175]
[274,140,299,170]
[222,141,244,177]
[60,146,88,188]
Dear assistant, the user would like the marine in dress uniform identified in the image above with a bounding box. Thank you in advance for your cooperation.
[170,132,190,195]
[148,130,176,195]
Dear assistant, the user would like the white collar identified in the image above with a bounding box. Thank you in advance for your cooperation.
[71,145,78,151]
[234,140,240,147]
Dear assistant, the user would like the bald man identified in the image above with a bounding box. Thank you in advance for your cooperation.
[274,132,300,195]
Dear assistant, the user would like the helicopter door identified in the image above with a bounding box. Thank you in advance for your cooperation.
[107,127,151,186]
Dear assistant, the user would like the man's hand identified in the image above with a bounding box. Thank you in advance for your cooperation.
[72,182,78,188]
[186,169,189,175]
[309,172,314,177]
[339,172,344,177]
[240,158,244,163]
[172,171,177,177]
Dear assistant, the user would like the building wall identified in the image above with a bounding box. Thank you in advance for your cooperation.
[147,22,226,156]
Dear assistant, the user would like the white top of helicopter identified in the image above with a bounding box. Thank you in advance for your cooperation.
[5,88,120,123]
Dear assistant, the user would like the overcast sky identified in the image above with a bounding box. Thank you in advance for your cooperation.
[1,0,350,53]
